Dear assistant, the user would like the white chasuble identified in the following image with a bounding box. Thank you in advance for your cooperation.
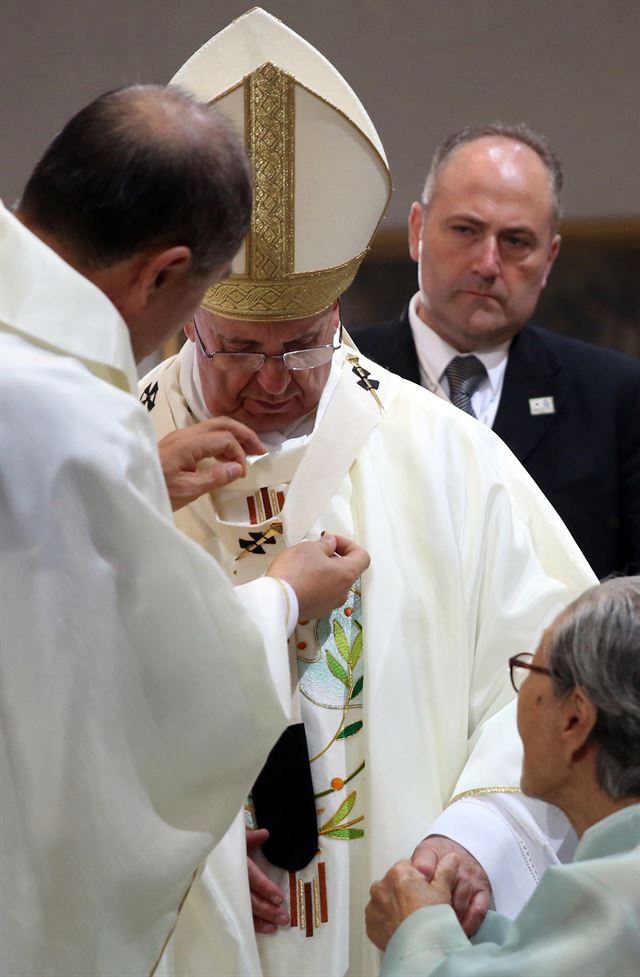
[0,204,293,977]
[142,338,597,977]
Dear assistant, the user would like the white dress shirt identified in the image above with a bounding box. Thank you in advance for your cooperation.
[408,292,510,428]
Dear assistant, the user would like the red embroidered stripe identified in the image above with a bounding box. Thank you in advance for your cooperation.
[276,490,285,511]
[260,487,273,519]
[318,862,328,922]
[288,872,298,928]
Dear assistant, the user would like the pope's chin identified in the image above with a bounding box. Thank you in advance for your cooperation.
[243,398,298,432]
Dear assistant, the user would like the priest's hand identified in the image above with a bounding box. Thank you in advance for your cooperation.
[366,856,459,951]
[246,828,290,935]
[267,534,370,620]
[411,835,490,936]
[157,419,266,511]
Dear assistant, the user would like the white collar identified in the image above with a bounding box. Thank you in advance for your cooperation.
[408,292,510,395]
[0,202,137,393]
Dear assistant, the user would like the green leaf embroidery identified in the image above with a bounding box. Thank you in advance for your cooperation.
[336,720,363,739]
[324,828,365,840]
[320,790,357,831]
[350,675,363,700]
[326,650,349,688]
[348,630,363,668]
[332,619,351,663]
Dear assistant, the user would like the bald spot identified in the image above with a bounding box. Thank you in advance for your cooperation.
[426,136,558,236]
[101,84,224,155]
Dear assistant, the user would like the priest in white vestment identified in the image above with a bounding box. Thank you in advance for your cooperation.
[0,83,369,977]
[141,10,597,977]
[367,577,640,977]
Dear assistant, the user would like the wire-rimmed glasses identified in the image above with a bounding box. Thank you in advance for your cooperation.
[192,320,343,373]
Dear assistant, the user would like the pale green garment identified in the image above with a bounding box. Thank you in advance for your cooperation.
[382,805,640,977]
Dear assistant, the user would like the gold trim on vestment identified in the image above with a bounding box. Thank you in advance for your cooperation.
[202,250,367,320]
[448,786,522,806]
[273,577,292,631]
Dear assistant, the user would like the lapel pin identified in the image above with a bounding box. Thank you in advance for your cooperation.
[529,396,555,416]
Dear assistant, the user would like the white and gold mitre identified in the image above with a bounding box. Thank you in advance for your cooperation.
[171,7,392,320]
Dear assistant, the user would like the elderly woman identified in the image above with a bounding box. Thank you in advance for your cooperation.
[366,577,640,977]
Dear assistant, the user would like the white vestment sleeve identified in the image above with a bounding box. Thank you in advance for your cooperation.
[428,794,576,913]
[236,578,299,639]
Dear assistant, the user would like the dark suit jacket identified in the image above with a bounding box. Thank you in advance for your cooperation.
[351,308,640,579]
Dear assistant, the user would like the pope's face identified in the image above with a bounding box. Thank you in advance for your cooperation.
[185,303,340,433]
[409,137,561,352]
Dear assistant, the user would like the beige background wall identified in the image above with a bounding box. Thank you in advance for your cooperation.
[2,0,639,227]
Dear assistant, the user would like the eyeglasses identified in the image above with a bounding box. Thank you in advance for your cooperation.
[192,319,343,373]
[508,653,552,693]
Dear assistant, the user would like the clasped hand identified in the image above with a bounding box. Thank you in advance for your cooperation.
[366,835,491,951]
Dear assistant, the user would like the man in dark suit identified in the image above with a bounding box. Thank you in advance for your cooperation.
[352,124,640,579]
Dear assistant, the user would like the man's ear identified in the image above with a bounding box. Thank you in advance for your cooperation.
[541,234,561,289]
[136,246,193,304]
[560,686,598,763]
[408,202,424,264]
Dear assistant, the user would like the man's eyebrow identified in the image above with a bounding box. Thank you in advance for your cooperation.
[501,224,536,236]
[219,336,263,349]
[284,329,323,347]
[447,214,537,236]
[218,329,323,350]
[447,213,486,226]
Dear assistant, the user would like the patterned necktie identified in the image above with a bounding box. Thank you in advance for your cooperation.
[444,355,487,418]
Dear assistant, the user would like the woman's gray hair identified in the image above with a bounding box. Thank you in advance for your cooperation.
[547,577,640,800]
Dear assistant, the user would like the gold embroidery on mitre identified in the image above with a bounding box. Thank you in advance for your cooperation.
[202,59,379,320]
[246,63,295,281]
[203,251,366,320]
[447,786,522,806]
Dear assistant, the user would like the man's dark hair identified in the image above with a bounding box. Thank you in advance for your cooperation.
[18,85,252,277]
[422,122,564,227]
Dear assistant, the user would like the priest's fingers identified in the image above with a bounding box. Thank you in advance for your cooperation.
[317,533,371,580]
[246,828,270,852]
[189,418,266,461]
[247,855,285,906]
[162,462,244,510]
[452,876,472,921]
[459,886,490,937]
[158,427,250,508]
[332,533,372,573]
[247,857,289,932]
[267,538,371,620]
